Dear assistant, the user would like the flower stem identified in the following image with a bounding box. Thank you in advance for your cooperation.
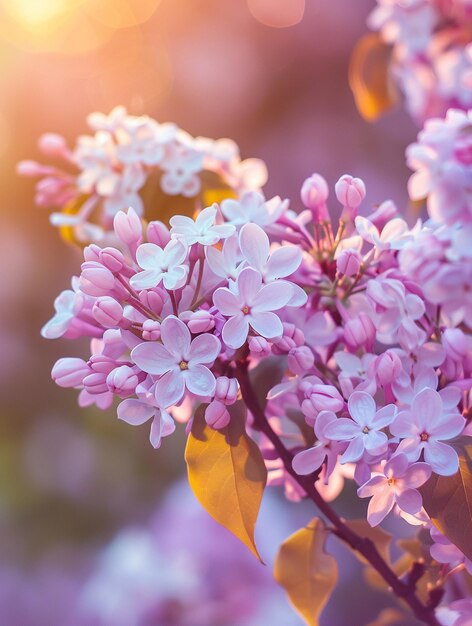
[235,362,442,626]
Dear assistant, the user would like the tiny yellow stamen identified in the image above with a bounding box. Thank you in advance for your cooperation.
[420,431,429,442]
[179,360,189,370]
[362,426,370,434]
[242,305,250,315]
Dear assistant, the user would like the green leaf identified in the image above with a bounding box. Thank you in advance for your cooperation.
[274,517,338,626]
[349,33,398,122]
[185,403,267,561]
[420,440,472,561]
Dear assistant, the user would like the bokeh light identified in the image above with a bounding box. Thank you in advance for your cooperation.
[247,0,305,28]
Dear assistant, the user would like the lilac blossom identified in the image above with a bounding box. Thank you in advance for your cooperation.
[357,453,431,526]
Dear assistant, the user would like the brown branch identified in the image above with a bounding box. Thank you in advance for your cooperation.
[235,362,442,626]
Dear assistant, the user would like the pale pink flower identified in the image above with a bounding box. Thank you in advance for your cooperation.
[115,117,174,166]
[160,142,203,197]
[74,131,119,195]
[131,316,221,408]
[170,204,235,246]
[292,411,343,476]
[355,215,415,251]
[102,164,146,217]
[205,234,241,280]
[220,191,288,227]
[117,395,175,449]
[357,453,431,526]
[391,387,465,475]
[239,222,306,305]
[41,286,84,339]
[213,267,293,349]
[130,238,188,291]
[324,391,396,463]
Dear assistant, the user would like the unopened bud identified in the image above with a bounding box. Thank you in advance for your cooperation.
[142,320,161,341]
[93,297,123,328]
[215,376,239,405]
[335,174,366,219]
[106,365,138,397]
[99,247,125,273]
[38,133,69,158]
[344,313,375,351]
[375,351,402,387]
[187,310,215,334]
[113,207,143,246]
[205,400,231,429]
[337,249,362,277]
[52,357,90,388]
[300,174,330,222]
[147,221,171,247]
[288,346,315,374]
[249,336,271,357]
[80,262,115,296]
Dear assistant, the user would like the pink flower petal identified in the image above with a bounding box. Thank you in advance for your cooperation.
[266,246,302,280]
[367,488,396,526]
[155,369,186,408]
[136,243,164,270]
[424,441,459,476]
[340,435,365,463]
[131,341,176,375]
[185,363,216,397]
[222,314,249,349]
[160,315,191,360]
[249,311,283,339]
[358,474,386,498]
[117,399,155,425]
[403,462,432,488]
[213,287,242,316]
[431,413,465,440]
[412,388,442,430]
[324,418,360,441]
[237,267,262,305]
[251,281,293,312]
[239,223,269,271]
[384,453,410,479]
[130,269,163,290]
[292,444,326,475]
[188,333,221,366]
[395,488,422,515]
[348,391,376,427]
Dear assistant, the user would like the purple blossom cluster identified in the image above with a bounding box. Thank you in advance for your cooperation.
[368,0,472,123]
[17,106,267,244]
[33,106,472,625]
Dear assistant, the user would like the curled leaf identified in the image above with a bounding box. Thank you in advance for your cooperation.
[420,440,472,561]
[274,517,338,626]
[185,403,267,561]
[349,33,398,121]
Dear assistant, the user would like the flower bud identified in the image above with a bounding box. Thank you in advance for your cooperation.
[139,289,165,316]
[93,297,123,328]
[308,384,344,413]
[344,313,375,351]
[273,323,304,353]
[83,244,101,263]
[288,346,315,374]
[375,351,402,387]
[16,160,54,177]
[106,365,138,397]
[215,376,239,405]
[38,133,69,158]
[187,310,215,334]
[335,174,366,218]
[249,336,271,357]
[99,247,125,273]
[367,200,398,231]
[300,174,330,222]
[205,400,231,429]
[147,221,171,247]
[52,357,90,388]
[142,319,161,341]
[443,328,468,362]
[337,249,362,277]
[80,262,115,297]
[113,207,143,246]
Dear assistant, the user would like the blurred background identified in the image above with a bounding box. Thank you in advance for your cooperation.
[0,1,420,624]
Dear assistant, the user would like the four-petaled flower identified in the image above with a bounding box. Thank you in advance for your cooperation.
[131,316,221,408]
[213,267,293,349]
[357,453,432,526]
[324,391,396,463]
[292,410,344,477]
[170,204,235,246]
[391,387,465,476]
[130,238,188,291]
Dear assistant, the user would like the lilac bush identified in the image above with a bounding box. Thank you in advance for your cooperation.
[23,106,472,626]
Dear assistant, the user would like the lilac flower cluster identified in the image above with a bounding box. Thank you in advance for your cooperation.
[17,106,267,243]
[37,106,472,624]
[368,0,472,123]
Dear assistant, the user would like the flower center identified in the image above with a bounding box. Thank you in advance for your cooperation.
[241,305,250,315]
[420,431,429,442]
[179,360,189,370]
[362,426,370,434]
[387,478,396,487]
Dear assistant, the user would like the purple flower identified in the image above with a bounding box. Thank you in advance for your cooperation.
[324,391,396,463]
[391,387,465,475]
[130,238,188,291]
[292,411,343,477]
[213,267,293,349]
[131,316,221,408]
[170,204,235,246]
[357,454,431,526]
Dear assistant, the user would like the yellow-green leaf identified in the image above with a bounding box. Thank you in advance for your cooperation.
[349,33,398,121]
[420,440,472,561]
[185,403,267,561]
[274,517,338,626]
